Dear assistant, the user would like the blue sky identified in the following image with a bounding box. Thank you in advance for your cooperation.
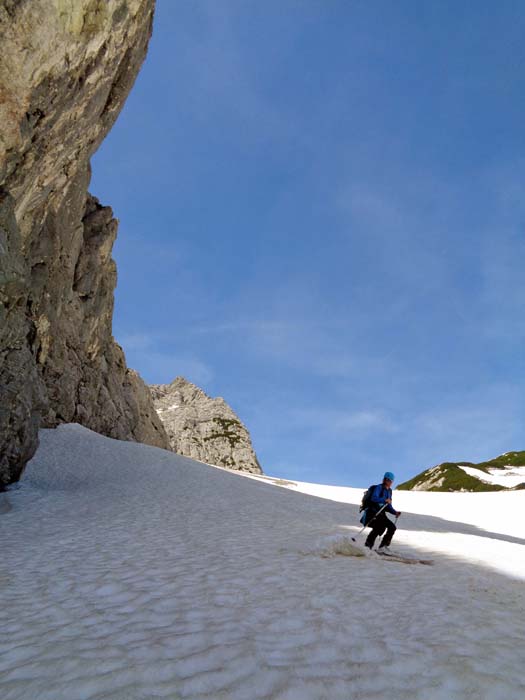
[91,0,525,487]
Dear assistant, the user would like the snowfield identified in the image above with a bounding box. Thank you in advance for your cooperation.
[458,464,525,488]
[1,425,524,700]
[244,474,525,581]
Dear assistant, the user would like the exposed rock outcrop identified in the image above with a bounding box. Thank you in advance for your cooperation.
[0,0,169,488]
[150,377,263,474]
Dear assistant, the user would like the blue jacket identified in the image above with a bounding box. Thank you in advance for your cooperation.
[369,483,397,516]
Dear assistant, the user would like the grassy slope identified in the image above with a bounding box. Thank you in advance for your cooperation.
[398,452,525,492]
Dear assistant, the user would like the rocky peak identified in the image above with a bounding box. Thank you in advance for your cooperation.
[150,377,263,474]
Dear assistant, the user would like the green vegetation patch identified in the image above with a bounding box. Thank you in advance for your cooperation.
[472,451,525,471]
[398,450,525,492]
[219,456,235,467]
[213,418,241,430]
[398,464,506,492]
[203,417,243,448]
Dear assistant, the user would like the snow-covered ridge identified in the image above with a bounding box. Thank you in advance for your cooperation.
[2,425,524,700]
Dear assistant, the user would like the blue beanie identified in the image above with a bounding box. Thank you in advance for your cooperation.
[384,471,395,482]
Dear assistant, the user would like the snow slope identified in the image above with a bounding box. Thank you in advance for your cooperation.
[1,425,524,700]
[245,475,525,580]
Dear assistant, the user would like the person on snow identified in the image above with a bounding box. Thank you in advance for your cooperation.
[364,471,402,553]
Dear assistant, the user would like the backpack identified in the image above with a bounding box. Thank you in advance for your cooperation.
[359,484,377,512]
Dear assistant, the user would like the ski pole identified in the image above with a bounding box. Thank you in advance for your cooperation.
[352,502,389,540]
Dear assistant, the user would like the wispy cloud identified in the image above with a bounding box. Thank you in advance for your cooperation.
[289,407,399,438]
[164,2,291,150]
[337,174,465,294]
[185,316,361,380]
[116,332,214,387]
[415,401,521,456]
[474,162,525,341]
[117,333,154,353]
[400,380,524,472]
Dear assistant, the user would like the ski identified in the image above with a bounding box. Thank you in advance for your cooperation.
[376,550,434,566]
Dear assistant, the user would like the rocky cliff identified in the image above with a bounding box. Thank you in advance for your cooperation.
[0,0,169,489]
[150,377,263,474]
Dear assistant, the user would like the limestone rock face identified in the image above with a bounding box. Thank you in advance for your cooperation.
[150,378,263,474]
[0,0,169,488]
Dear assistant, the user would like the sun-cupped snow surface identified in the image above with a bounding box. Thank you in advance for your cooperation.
[459,464,525,487]
[1,425,524,700]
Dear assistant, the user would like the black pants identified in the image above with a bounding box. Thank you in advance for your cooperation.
[365,511,396,549]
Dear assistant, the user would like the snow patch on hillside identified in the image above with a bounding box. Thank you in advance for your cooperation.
[459,464,525,487]
[156,403,180,413]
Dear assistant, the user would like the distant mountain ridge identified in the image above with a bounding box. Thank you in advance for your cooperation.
[150,377,262,474]
[398,451,525,492]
